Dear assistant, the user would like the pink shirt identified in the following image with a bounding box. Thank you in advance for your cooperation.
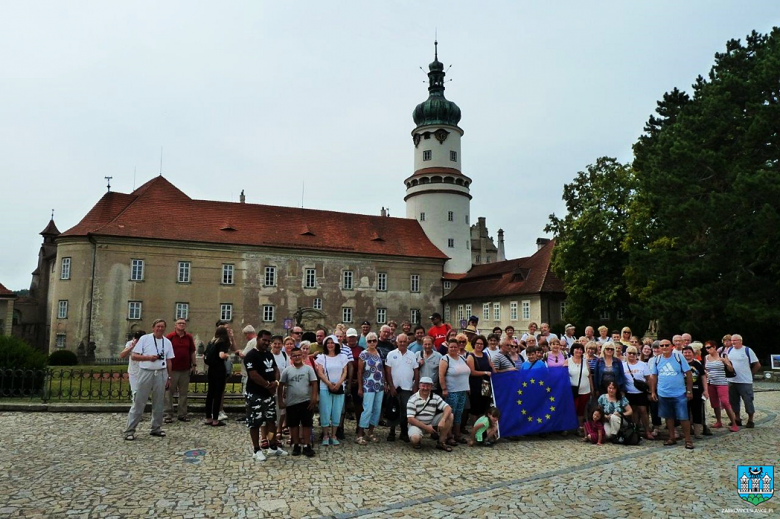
[545,351,567,368]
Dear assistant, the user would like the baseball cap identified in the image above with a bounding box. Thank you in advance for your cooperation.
[346,328,359,337]
[430,312,442,320]
[361,321,371,326]
[419,377,434,385]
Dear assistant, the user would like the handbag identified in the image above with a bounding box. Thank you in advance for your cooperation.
[721,356,737,378]
[627,364,649,393]
[612,413,640,445]
[324,356,345,395]
[481,379,492,397]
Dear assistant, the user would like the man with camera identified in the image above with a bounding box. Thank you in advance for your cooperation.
[124,319,175,441]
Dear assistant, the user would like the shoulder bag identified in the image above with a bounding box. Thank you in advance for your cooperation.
[627,363,649,393]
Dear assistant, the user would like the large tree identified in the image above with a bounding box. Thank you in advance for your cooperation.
[546,157,639,329]
[627,29,780,350]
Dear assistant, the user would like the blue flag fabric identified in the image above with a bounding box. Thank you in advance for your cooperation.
[491,366,579,436]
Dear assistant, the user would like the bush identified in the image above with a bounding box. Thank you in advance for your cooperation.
[48,349,79,366]
[0,335,47,370]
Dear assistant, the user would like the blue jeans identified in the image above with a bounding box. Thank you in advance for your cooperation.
[658,394,689,421]
[319,391,345,427]
[446,391,468,425]
[360,390,384,429]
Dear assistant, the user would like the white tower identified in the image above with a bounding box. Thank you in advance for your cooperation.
[405,42,472,274]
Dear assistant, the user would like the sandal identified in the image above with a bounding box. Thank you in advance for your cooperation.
[685,441,694,450]
[355,437,368,445]
[369,435,379,443]
[436,442,453,452]
[124,433,135,441]
[150,431,166,437]
[663,439,677,446]
[446,438,458,447]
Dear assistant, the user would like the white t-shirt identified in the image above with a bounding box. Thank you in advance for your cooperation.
[568,358,591,394]
[132,334,174,371]
[273,351,289,373]
[385,348,419,391]
[622,360,651,394]
[315,354,350,391]
[125,340,140,377]
[727,346,759,384]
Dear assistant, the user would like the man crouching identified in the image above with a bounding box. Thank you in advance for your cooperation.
[406,376,454,451]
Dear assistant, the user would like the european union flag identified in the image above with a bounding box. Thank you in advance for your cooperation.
[491,367,579,436]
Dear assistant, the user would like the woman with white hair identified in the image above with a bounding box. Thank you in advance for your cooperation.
[623,345,654,440]
[356,332,384,444]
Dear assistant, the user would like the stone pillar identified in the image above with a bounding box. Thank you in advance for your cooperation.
[3,299,14,336]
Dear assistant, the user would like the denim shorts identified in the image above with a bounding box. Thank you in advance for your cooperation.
[658,394,689,421]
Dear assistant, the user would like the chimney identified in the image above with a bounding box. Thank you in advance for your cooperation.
[536,237,551,251]
[497,228,506,261]
[239,190,245,204]
[380,206,387,217]
[478,217,487,237]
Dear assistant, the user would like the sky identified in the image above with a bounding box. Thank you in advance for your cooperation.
[1,1,778,290]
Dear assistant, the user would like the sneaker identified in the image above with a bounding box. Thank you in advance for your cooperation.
[303,445,316,458]
[322,438,330,446]
[712,422,723,429]
[746,421,754,429]
[292,445,302,457]
[330,438,340,446]
[269,447,288,456]
[736,419,743,427]
[218,411,228,421]
[253,450,267,462]
[729,425,739,432]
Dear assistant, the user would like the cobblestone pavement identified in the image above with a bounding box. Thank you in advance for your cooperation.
[1,390,778,518]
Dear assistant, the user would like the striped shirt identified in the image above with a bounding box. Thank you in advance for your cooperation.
[492,352,516,371]
[705,358,728,386]
[406,392,449,424]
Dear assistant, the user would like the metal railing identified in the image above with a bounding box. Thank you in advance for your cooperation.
[0,368,245,403]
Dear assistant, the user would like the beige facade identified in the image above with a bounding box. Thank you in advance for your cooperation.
[443,294,566,333]
[49,236,444,356]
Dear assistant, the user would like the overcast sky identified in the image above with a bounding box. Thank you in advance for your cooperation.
[1,2,777,290]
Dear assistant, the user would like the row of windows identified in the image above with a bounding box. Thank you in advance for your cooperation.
[419,212,469,224]
[60,259,420,292]
[121,301,423,325]
[445,300,533,324]
[421,150,457,162]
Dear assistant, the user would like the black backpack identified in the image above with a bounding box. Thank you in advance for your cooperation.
[203,341,215,366]
[612,413,641,446]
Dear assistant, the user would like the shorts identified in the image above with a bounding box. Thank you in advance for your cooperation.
[627,391,648,408]
[286,401,314,428]
[658,394,689,421]
[245,393,277,428]
[407,412,444,439]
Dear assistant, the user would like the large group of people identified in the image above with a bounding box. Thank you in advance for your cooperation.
[122,314,762,457]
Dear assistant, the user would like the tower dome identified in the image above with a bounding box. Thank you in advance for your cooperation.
[412,42,461,129]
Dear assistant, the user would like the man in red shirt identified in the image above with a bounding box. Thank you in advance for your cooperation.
[164,319,197,422]
[427,313,451,353]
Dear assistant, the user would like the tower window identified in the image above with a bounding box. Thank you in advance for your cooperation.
[448,238,454,248]
[60,258,71,280]
[447,211,453,222]
[419,212,426,222]
[450,151,457,162]
[423,150,432,161]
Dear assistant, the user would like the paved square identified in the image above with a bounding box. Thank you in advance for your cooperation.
[1,390,778,517]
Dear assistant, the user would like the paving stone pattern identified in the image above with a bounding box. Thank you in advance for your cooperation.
[1,391,778,517]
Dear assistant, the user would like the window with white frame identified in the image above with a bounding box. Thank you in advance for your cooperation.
[448,238,454,248]
[220,303,233,321]
[483,303,490,321]
[313,298,322,310]
[443,281,451,290]
[304,268,316,288]
[175,302,189,320]
[410,274,420,293]
[465,304,472,319]
[561,301,569,318]
[510,302,518,321]
[410,309,421,324]
[57,300,68,319]
[263,305,275,322]
[342,270,354,290]
[447,211,454,222]
[264,266,276,287]
[420,212,426,222]
[457,305,464,322]
[450,150,457,162]
[128,301,142,320]
[55,334,66,349]
[444,305,451,322]
[423,150,432,161]
[493,302,501,321]
[600,310,610,320]
[342,307,353,323]
[178,261,191,283]
[130,259,144,281]
[60,257,71,280]
[222,264,234,285]
[377,273,388,291]
[376,308,387,324]
[522,300,531,320]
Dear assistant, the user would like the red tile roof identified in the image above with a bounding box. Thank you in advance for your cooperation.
[442,272,467,280]
[0,282,16,297]
[60,177,449,261]
[442,239,564,301]
[40,219,61,236]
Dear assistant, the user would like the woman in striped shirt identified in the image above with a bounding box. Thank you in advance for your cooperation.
[704,340,739,432]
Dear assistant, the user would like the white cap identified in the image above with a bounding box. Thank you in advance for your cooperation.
[346,328,359,337]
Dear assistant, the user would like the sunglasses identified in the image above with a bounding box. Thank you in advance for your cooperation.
[292,331,302,334]
[705,345,715,349]
[367,339,377,343]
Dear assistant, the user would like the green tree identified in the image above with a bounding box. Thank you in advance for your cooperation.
[627,29,780,353]
[545,157,640,329]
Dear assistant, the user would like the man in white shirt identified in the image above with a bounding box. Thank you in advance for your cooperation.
[562,324,577,351]
[538,322,558,345]
[385,333,420,442]
[124,319,175,440]
[406,377,453,451]
[727,334,760,428]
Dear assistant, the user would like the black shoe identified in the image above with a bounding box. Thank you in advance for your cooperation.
[303,445,316,458]
[379,419,387,427]
[736,419,743,427]
[387,431,396,442]
[400,434,410,443]
[292,445,302,456]
[336,427,345,440]
[703,425,713,436]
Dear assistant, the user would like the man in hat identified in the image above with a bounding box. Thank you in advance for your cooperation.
[359,321,371,349]
[463,324,478,353]
[562,324,577,352]
[427,313,451,351]
[406,376,454,451]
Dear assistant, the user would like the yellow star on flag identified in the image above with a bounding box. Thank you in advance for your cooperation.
[545,414,551,419]
[549,396,555,402]
[522,382,527,388]
[546,387,551,393]
[537,418,542,423]
[528,416,533,422]
[516,400,523,406]
[530,378,536,384]
[521,409,527,415]
[517,389,523,395]
[539,380,544,386]
[550,406,556,412]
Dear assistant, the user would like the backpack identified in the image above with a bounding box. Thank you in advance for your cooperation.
[612,413,641,446]
[203,341,215,366]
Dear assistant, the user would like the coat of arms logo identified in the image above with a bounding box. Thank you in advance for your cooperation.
[737,466,774,506]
